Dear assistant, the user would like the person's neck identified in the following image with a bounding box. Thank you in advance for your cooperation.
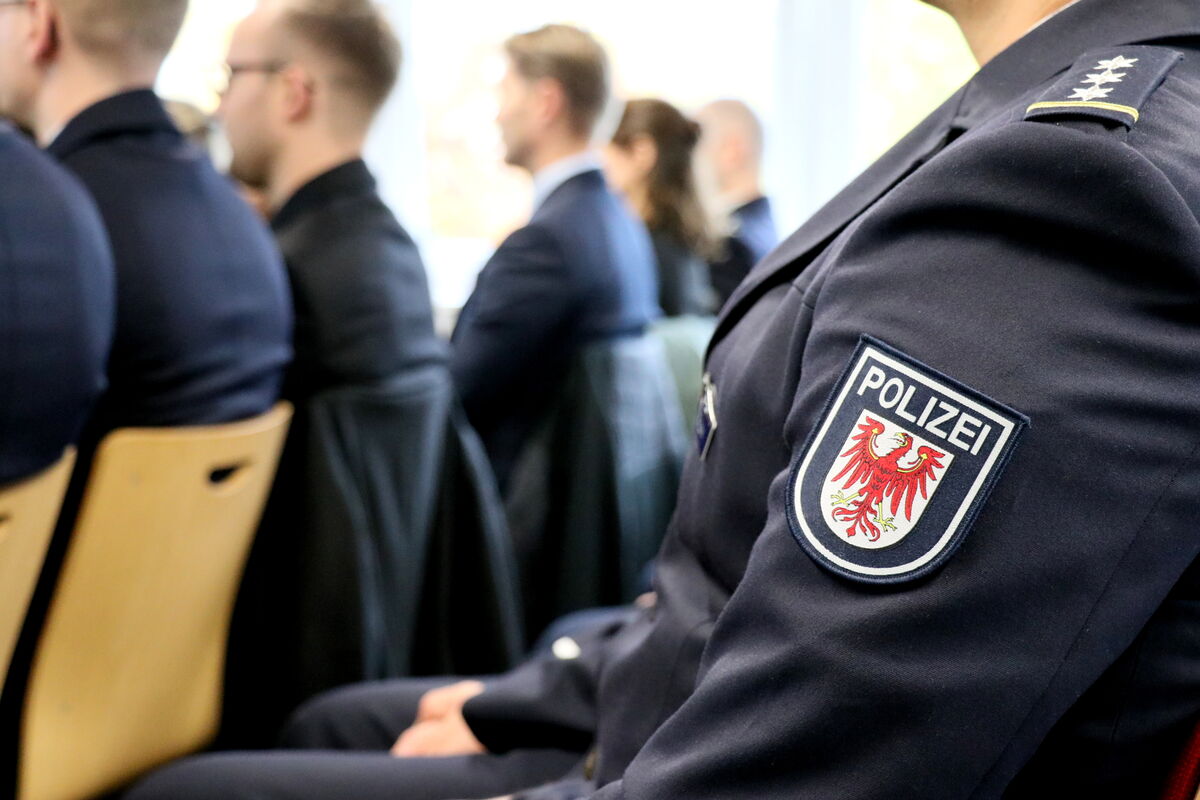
[526,136,590,175]
[30,58,158,146]
[266,135,365,215]
[949,0,1076,65]
[719,173,764,211]
[626,183,652,223]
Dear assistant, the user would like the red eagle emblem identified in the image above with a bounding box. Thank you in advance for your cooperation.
[829,416,947,542]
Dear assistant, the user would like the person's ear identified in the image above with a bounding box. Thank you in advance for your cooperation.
[533,77,566,129]
[280,64,315,123]
[629,134,658,178]
[26,0,60,67]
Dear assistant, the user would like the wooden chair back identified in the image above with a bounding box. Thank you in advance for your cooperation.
[18,405,291,800]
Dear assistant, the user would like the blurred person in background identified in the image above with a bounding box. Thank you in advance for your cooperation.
[0,0,291,750]
[0,124,114,487]
[218,0,443,404]
[0,0,291,437]
[448,24,660,492]
[604,98,717,317]
[694,98,777,309]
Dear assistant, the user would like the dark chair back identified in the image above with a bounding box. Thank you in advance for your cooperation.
[506,335,688,641]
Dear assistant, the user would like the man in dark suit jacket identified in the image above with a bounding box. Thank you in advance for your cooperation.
[695,99,778,309]
[0,124,114,486]
[0,0,292,437]
[212,0,454,747]
[451,24,660,489]
[218,0,444,401]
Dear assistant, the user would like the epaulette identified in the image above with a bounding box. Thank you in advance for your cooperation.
[1024,45,1183,128]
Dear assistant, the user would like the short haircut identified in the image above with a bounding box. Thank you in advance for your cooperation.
[700,98,765,164]
[504,24,610,138]
[279,0,401,117]
[56,0,187,62]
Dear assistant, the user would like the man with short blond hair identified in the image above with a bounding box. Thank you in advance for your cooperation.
[0,0,290,732]
[0,0,291,434]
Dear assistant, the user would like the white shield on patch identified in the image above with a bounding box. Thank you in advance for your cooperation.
[820,411,954,550]
[788,336,1028,585]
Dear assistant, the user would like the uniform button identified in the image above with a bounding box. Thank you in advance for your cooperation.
[552,636,582,660]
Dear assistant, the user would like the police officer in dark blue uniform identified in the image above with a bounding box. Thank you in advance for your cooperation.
[126,0,1200,797]
[0,124,113,487]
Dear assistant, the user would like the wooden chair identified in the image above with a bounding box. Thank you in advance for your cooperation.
[17,404,292,800]
[0,451,77,687]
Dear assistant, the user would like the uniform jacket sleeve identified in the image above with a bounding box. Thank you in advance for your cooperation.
[464,612,631,754]
[590,121,1200,799]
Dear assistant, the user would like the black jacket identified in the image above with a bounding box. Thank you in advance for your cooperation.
[462,2,1200,797]
[648,230,714,317]
[504,335,687,640]
[0,126,113,485]
[271,160,446,400]
[451,169,660,489]
[222,163,519,746]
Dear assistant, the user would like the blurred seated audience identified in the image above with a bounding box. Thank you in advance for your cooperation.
[450,24,660,491]
[694,98,778,309]
[0,125,114,487]
[604,98,717,317]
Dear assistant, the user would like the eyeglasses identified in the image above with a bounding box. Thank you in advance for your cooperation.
[214,61,287,96]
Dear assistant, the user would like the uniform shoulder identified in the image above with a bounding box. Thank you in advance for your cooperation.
[1022,45,1186,130]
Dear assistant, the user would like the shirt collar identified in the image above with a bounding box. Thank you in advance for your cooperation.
[271,158,376,231]
[46,88,177,160]
[531,150,603,211]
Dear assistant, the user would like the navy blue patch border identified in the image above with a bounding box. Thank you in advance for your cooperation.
[786,335,1029,586]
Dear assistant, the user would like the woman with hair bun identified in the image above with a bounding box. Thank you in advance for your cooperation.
[604,98,717,316]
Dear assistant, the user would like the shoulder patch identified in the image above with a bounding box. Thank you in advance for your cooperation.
[1024,46,1182,128]
[787,336,1028,585]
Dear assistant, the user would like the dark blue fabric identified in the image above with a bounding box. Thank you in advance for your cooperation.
[450,169,659,489]
[46,89,292,434]
[707,195,777,309]
[584,1,1200,798]
[0,125,114,485]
